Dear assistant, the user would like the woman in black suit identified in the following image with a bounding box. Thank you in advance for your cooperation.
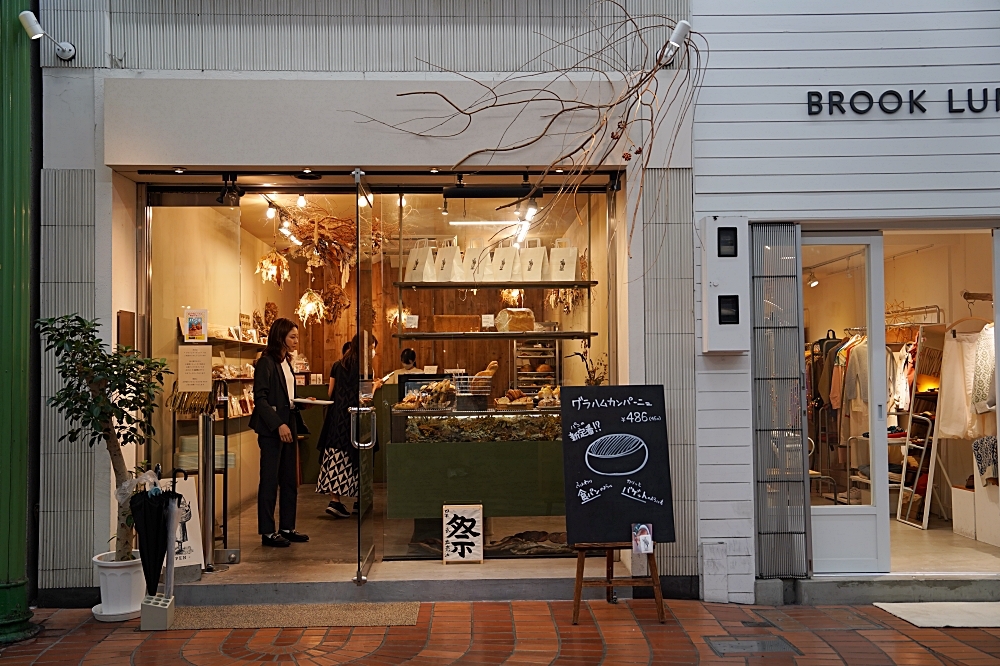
[249,318,310,547]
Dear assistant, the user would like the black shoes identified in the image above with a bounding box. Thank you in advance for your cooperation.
[280,529,309,542]
[326,501,350,518]
[262,532,290,547]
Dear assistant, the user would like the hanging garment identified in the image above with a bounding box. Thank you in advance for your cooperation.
[818,342,841,406]
[937,332,979,439]
[830,335,862,410]
[843,339,870,404]
[972,323,995,414]
[893,349,910,412]
[973,436,998,486]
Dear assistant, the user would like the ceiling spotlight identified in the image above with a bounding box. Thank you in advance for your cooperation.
[400,195,407,206]
[216,174,244,206]
[441,200,449,216]
[429,168,439,174]
[266,205,276,219]
[281,219,290,229]
[555,168,564,173]
[18,11,76,61]
[524,198,538,222]
[289,235,303,246]
[279,227,292,237]
[516,220,530,243]
[173,167,185,174]
[358,195,369,208]
[669,20,691,49]
[302,168,312,174]
[297,194,307,208]
[807,271,819,288]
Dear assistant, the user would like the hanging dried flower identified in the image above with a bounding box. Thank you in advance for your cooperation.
[545,288,586,314]
[255,250,290,288]
[500,289,523,306]
[295,288,326,327]
[322,283,351,323]
[264,302,279,331]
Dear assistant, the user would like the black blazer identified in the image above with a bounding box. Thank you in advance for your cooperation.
[249,355,297,437]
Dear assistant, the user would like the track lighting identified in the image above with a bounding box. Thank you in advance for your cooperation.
[215,174,244,206]
[173,167,185,174]
[524,198,538,222]
[279,227,291,237]
[266,205,276,219]
[18,11,76,61]
[297,194,307,208]
[441,200,449,216]
[430,168,439,174]
[357,195,369,208]
[302,168,312,174]
[289,235,303,246]
[807,271,819,288]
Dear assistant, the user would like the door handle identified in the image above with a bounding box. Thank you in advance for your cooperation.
[349,406,376,450]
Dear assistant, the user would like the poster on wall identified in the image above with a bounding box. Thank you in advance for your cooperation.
[442,504,484,563]
[560,385,675,546]
[158,478,205,571]
[177,345,213,392]
[182,309,208,342]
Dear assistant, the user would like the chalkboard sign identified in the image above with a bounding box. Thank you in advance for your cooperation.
[560,385,675,546]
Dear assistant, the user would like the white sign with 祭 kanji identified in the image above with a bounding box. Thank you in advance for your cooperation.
[442,504,484,564]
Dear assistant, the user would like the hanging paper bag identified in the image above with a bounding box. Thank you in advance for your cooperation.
[547,240,578,281]
[463,240,494,282]
[435,240,466,282]
[404,239,437,282]
[491,245,519,281]
[517,239,548,281]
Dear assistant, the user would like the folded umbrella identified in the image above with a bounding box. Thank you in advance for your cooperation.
[130,488,181,596]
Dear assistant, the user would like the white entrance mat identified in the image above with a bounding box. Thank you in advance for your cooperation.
[875,602,1000,627]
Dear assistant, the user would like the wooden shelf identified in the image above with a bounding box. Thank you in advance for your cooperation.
[395,280,597,290]
[207,336,265,351]
[394,331,596,341]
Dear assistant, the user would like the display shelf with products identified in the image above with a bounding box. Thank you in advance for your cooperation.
[515,339,559,395]
[394,280,598,290]
[392,330,595,340]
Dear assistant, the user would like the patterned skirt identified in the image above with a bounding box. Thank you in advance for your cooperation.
[316,448,358,497]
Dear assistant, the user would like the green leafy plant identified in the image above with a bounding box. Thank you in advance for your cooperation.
[36,315,170,561]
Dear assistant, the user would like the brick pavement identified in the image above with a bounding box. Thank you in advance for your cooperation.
[2,600,1000,665]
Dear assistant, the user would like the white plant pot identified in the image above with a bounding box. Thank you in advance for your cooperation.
[92,551,145,622]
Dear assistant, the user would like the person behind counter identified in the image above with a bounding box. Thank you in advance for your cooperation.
[317,334,379,518]
[382,347,419,385]
[249,318,310,547]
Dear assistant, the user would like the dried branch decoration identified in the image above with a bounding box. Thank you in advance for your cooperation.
[255,249,290,288]
[355,4,703,253]
[322,283,351,324]
[295,288,326,327]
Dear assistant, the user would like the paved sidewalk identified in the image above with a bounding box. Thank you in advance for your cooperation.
[2,600,999,664]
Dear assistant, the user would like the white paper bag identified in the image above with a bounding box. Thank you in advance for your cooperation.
[547,244,578,281]
[463,247,493,282]
[404,240,436,282]
[518,243,548,281]
[491,246,519,281]
[435,242,466,281]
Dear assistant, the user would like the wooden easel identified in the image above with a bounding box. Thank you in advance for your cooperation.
[571,542,665,624]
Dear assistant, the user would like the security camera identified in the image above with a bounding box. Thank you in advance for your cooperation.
[18,11,76,61]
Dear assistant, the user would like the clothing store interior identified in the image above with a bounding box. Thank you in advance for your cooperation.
[804,230,1000,573]
[142,172,611,579]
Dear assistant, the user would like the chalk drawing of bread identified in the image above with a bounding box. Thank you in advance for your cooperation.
[585,434,648,476]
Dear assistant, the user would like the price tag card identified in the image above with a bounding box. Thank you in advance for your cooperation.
[404,315,420,329]
[481,314,495,328]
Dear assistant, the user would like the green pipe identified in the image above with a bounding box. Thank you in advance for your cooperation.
[0,0,39,643]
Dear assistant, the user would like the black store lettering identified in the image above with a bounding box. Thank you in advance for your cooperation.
[909,89,926,113]
[948,88,965,113]
[828,90,846,115]
[878,90,902,114]
[969,87,988,113]
[850,90,874,114]
[807,91,823,115]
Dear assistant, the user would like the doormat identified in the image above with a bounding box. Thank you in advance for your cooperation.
[874,602,1000,628]
[170,602,420,629]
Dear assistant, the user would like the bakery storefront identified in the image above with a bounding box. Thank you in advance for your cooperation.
[142,170,617,582]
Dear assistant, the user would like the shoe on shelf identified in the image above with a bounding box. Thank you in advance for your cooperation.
[262,532,290,547]
[280,529,309,542]
[325,501,350,518]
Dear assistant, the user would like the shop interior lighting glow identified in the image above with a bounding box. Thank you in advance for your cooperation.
[279,227,291,237]
[358,195,369,208]
[441,200,449,215]
[289,235,303,246]
[297,194,307,208]
[265,205,276,219]
[807,271,819,288]
[173,167,185,174]
[524,198,538,222]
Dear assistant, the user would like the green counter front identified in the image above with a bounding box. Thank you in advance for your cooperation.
[386,410,565,519]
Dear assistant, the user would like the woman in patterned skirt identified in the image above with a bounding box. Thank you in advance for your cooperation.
[316,334,377,517]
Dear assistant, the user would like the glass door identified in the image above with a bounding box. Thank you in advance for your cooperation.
[802,234,889,573]
[351,170,377,583]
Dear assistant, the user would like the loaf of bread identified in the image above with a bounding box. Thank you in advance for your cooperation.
[495,308,535,332]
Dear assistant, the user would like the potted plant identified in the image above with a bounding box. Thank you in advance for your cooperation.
[36,315,169,620]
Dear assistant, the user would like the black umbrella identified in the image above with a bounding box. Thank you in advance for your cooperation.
[130,486,181,596]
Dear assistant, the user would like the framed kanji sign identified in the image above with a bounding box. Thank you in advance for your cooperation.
[442,504,484,564]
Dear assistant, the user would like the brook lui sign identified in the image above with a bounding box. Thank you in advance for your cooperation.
[807,87,1000,116]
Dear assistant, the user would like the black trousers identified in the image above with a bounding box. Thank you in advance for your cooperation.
[257,424,298,535]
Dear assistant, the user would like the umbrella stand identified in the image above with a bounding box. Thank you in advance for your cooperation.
[140,470,185,631]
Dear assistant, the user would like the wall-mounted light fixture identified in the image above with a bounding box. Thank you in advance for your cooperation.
[18,11,76,61]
